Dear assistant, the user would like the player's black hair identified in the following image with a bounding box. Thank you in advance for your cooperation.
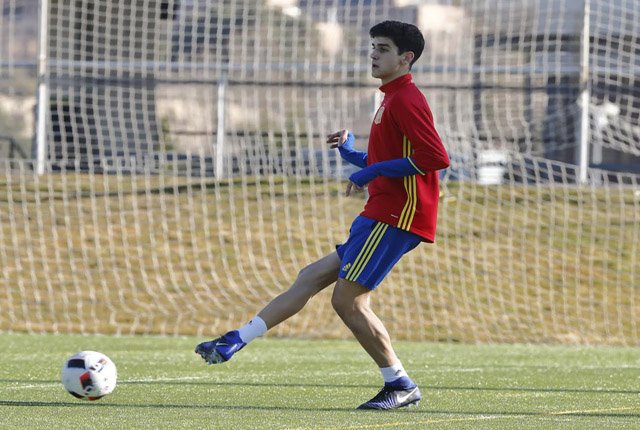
[369,21,425,67]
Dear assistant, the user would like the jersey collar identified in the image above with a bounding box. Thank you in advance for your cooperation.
[379,73,413,94]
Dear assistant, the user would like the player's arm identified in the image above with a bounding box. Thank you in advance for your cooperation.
[349,96,449,188]
[348,157,424,187]
[326,130,368,168]
[393,94,450,173]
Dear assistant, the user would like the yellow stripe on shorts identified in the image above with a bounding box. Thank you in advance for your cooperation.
[345,222,389,282]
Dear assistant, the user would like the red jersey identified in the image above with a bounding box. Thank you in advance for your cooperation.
[362,73,449,242]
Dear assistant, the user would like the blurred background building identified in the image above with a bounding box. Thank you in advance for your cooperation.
[1,0,639,178]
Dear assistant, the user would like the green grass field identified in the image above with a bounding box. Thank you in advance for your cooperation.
[1,333,639,429]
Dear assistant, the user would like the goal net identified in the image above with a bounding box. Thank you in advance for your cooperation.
[1,0,639,344]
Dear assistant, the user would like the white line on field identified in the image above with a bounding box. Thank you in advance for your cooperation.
[3,383,60,390]
[1,375,212,390]
[121,375,212,383]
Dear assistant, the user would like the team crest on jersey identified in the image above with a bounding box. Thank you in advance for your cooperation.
[374,106,385,124]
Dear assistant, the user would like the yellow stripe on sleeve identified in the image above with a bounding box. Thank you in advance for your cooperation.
[407,156,425,175]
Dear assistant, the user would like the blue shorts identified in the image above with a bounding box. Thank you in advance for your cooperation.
[336,216,422,290]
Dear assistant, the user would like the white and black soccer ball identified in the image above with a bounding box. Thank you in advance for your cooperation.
[61,351,117,401]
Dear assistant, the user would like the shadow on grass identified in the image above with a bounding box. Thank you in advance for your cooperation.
[2,379,640,395]
[1,400,639,419]
[118,380,640,397]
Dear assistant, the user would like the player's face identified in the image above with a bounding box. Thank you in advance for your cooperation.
[370,37,413,84]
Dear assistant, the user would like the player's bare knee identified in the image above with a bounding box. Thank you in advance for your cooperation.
[295,258,339,295]
[295,264,312,284]
[330,291,347,317]
[296,263,320,286]
[290,267,319,299]
[331,291,362,323]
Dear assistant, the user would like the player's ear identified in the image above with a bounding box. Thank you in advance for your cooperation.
[402,52,415,66]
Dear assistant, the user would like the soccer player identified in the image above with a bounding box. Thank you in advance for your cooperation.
[195,20,449,410]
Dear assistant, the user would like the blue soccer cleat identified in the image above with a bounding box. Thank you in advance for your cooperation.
[357,377,421,410]
[194,330,246,364]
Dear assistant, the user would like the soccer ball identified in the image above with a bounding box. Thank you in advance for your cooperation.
[61,351,117,400]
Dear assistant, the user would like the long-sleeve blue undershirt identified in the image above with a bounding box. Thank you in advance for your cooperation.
[337,133,368,168]
[337,132,424,187]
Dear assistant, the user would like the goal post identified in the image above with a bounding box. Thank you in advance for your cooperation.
[0,0,639,344]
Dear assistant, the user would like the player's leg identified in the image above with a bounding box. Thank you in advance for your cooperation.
[331,279,421,410]
[332,215,422,409]
[331,278,397,367]
[257,251,341,328]
[195,252,341,364]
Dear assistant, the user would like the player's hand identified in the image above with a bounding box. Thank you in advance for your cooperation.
[326,129,353,149]
[345,180,364,196]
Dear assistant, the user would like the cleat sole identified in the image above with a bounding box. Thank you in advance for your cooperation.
[195,343,227,365]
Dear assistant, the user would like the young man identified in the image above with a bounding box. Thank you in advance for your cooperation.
[195,20,449,410]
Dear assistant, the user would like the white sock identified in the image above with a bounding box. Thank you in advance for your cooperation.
[237,316,268,343]
[380,362,408,384]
